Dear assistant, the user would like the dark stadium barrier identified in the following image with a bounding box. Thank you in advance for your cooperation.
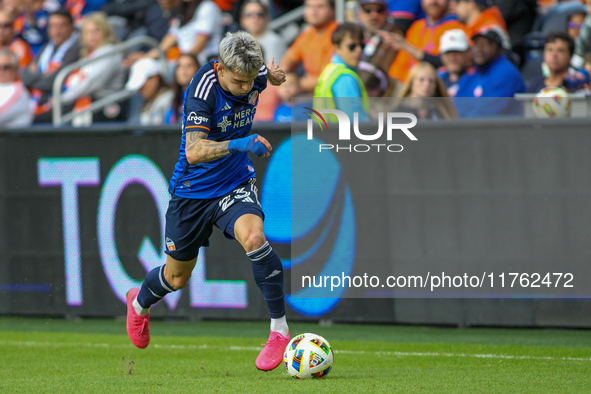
[1,120,591,328]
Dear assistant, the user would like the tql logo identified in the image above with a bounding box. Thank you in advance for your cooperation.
[305,108,418,153]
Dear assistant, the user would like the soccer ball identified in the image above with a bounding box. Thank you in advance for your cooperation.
[284,333,333,379]
[532,86,571,118]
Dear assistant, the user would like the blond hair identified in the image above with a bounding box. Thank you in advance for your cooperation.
[218,31,263,76]
[80,12,117,57]
[394,62,458,119]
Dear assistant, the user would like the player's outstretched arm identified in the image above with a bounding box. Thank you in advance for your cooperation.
[185,132,272,164]
[185,131,231,164]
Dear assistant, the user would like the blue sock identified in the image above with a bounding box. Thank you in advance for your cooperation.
[247,241,285,318]
[136,265,175,309]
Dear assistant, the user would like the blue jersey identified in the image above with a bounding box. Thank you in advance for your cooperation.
[169,60,268,199]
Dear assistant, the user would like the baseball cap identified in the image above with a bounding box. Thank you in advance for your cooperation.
[126,58,162,91]
[472,28,503,48]
[440,29,470,53]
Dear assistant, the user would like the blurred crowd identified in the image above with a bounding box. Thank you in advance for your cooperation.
[0,0,590,127]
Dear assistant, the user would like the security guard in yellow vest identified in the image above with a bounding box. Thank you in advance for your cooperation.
[314,22,370,122]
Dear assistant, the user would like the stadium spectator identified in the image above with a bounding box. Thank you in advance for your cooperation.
[356,0,398,99]
[22,8,80,121]
[314,22,369,121]
[121,0,180,68]
[101,0,156,41]
[273,71,310,122]
[437,28,472,97]
[455,28,525,117]
[59,11,126,122]
[585,52,591,75]
[13,0,50,56]
[494,0,536,62]
[567,10,586,40]
[387,0,424,33]
[145,0,222,67]
[455,0,510,49]
[358,0,392,35]
[527,31,590,93]
[571,0,591,68]
[0,8,33,69]
[0,48,33,127]
[167,53,199,123]
[63,0,108,24]
[125,57,173,125]
[239,0,286,65]
[1,0,23,17]
[383,0,469,83]
[393,62,457,120]
[281,0,337,93]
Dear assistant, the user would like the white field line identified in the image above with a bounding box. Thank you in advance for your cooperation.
[1,340,590,362]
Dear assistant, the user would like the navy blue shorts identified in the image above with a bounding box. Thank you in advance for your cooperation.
[164,179,264,261]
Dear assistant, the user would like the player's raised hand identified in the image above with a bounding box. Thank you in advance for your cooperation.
[267,57,286,86]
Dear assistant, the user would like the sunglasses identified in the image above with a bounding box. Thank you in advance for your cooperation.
[568,22,583,29]
[347,42,365,51]
[242,11,266,18]
[0,64,15,70]
[362,6,386,14]
[0,22,13,29]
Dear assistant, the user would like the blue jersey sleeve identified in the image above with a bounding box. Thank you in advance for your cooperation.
[183,94,214,134]
[254,64,268,92]
[183,64,218,134]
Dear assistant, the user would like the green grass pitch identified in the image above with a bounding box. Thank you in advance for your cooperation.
[1,317,591,393]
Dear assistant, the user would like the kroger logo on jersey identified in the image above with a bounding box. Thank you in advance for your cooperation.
[187,112,209,124]
[304,108,418,153]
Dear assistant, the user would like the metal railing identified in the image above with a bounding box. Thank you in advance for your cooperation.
[52,35,166,126]
[268,6,304,31]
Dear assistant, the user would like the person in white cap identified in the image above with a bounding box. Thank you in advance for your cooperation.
[438,28,473,97]
[126,57,174,126]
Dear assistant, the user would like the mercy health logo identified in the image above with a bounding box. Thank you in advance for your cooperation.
[304,107,418,153]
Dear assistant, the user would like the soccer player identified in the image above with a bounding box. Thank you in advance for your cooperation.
[125,31,289,372]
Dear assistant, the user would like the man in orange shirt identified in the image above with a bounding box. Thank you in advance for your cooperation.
[455,0,510,48]
[281,0,337,93]
[381,0,469,83]
[0,8,33,69]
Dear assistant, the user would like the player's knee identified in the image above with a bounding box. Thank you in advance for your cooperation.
[168,272,192,290]
[244,229,266,253]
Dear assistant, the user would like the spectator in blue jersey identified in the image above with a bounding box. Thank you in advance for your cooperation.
[455,28,525,117]
[125,31,291,374]
[314,22,369,121]
[387,0,424,33]
[438,28,472,97]
[13,0,50,56]
[527,31,590,93]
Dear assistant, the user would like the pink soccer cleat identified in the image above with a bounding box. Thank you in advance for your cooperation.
[126,288,151,349]
[256,331,290,371]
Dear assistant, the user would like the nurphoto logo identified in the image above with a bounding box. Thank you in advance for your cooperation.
[304,108,418,153]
